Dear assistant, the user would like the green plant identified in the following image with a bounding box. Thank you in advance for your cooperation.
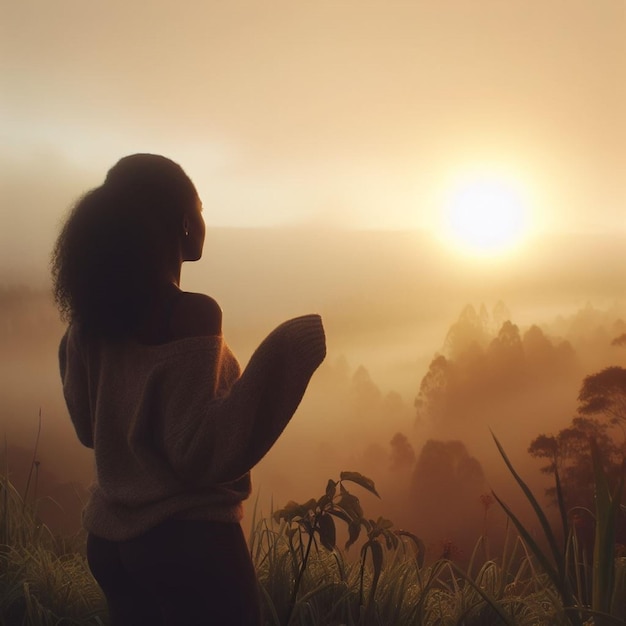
[491,431,626,626]
[3,431,623,625]
[271,471,423,625]
[590,439,625,625]
[1,452,106,625]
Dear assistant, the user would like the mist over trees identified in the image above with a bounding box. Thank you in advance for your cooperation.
[1,286,625,560]
[408,440,487,558]
[528,365,626,548]
[407,303,626,557]
[415,303,578,434]
[267,301,626,560]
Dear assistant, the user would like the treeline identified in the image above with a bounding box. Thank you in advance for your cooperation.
[2,288,625,563]
[299,301,626,559]
[402,303,626,556]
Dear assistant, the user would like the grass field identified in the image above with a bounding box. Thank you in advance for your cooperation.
[1,440,624,625]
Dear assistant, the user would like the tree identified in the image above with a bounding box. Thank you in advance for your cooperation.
[522,324,553,361]
[528,416,622,510]
[488,320,524,379]
[389,432,415,472]
[611,333,626,347]
[414,354,451,427]
[408,440,486,556]
[610,318,626,346]
[578,366,626,428]
[443,304,489,360]
[528,369,626,545]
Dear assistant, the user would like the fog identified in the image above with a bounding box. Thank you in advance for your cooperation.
[2,0,624,567]
[1,227,625,560]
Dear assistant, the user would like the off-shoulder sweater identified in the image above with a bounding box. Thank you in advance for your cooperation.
[59,314,326,541]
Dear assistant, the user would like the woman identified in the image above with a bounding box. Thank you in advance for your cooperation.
[52,154,326,625]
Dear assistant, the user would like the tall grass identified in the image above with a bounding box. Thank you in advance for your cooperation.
[0,470,106,625]
[491,432,626,626]
[2,437,624,626]
[250,509,577,625]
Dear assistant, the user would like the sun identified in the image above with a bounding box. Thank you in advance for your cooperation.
[441,172,530,257]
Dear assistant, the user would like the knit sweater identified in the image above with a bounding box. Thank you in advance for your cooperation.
[59,314,326,541]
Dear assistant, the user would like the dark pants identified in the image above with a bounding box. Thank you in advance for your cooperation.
[87,519,262,626]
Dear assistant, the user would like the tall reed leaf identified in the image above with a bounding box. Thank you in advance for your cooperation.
[590,438,623,623]
[491,431,563,572]
[491,431,582,626]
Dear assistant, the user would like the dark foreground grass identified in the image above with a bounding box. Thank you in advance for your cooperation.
[1,452,624,625]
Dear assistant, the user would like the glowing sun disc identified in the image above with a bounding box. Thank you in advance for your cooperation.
[443,174,529,255]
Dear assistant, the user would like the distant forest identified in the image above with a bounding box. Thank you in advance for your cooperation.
[1,285,625,560]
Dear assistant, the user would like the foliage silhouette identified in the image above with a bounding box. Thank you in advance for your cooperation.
[493,432,625,626]
[578,366,626,426]
[528,367,626,551]
[272,471,423,625]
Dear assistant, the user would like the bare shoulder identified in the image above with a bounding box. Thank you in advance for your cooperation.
[170,292,223,339]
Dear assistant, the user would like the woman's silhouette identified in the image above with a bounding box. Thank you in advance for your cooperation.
[51,154,326,625]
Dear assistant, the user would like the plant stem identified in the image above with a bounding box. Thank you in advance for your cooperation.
[284,521,315,626]
[23,409,42,512]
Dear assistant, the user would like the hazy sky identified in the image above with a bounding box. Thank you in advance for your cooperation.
[1,0,624,275]
[2,3,625,547]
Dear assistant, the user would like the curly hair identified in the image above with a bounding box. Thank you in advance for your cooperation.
[51,154,198,339]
